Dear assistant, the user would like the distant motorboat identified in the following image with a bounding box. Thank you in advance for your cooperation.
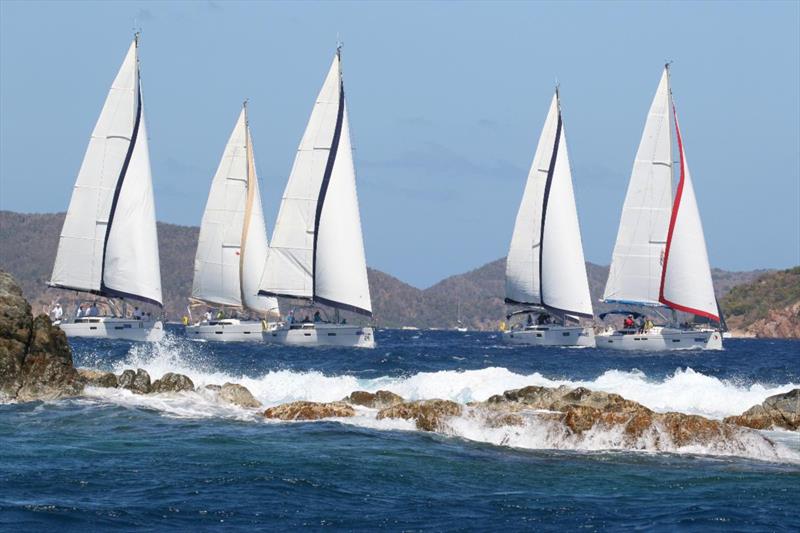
[186,102,279,342]
[259,47,375,348]
[502,88,595,347]
[49,35,164,342]
[597,65,722,351]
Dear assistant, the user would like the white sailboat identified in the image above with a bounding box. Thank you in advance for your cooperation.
[503,89,595,347]
[49,36,164,342]
[258,48,374,348]
[186,103,280,342]
[597,65,723,351]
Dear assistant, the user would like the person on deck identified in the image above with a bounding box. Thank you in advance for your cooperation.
[623,315,635,329]
[216,309,224,320]
[88,303,99,317]
[527,314,534,326]
[204,310,212,323]
[133,306,142,320]
[644,318,654,333]
[313,311,322,323]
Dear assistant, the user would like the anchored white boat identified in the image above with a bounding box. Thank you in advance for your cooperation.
[259,47,375,348]
[187,103,280,342]
[49,36,164,342]
[598,65,722,351]
[502,89,595,347]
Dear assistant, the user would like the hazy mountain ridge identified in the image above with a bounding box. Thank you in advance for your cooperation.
[0,211,777,331]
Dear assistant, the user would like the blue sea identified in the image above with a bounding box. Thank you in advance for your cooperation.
[1,330,799,531]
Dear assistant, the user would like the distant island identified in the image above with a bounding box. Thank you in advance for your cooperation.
[1,210,797,337]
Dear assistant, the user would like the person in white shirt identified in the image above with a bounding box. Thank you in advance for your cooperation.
[133,306,143,320]
[53,304,63,321]
[204,310,212,323]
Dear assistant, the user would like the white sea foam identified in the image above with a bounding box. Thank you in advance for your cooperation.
[73,338,800,463]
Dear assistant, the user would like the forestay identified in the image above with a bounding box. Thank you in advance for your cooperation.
[259,50,372,316]
[603,69,673,306]
[50,38,162,306]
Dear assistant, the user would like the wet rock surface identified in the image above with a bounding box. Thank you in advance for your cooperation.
[0,271,83,401]
[377,399,464,431]
[724,389,800,430]
[263,401,356,420]
[78,368,118,388]
[118,369,151,394]
[150,372,195,393]
[344,390,405,409]
[218,383,261,408]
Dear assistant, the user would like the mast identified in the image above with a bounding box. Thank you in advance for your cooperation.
[240,99,253,307]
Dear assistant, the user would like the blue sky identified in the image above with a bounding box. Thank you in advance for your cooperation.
[1,1,798,287]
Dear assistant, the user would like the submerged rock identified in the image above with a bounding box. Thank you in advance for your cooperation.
[78,368,118,388]
[0,271,83,401]
[150,372,195,393]
[724,389,800,431]
[218,383,261,408]
[345,390,404,409]
[118,368,151,394]
[263,401,355,420]
[377,400,463,431]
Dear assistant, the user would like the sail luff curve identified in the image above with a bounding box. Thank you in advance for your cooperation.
[602,68,673,306]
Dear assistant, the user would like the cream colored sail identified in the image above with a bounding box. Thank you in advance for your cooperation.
[50,37,162,306]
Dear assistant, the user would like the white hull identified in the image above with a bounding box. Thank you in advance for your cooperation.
[596,327,723,351]
[266,323,375,348]
[186,320,269,342]
[503,325,595,347]
[59,318,164,342]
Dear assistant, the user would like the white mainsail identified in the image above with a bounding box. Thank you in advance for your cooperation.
[50,37,162,306]
[505,92,592,317]
[192,106,278,314]
[602,69,673,306]
[658,105,718,320]
[259,50,372,315]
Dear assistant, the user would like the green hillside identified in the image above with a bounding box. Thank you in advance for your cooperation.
[720,267,800,326]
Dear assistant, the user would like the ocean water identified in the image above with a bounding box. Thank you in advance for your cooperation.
[1,330,799,531]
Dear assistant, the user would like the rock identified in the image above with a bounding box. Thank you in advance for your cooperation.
[118,368,151,394]
[745,302,800,339]
[263,401,355,420]
[78,368,118,388]
[377,400,463,431]
[150,372,194,393]
[724,389,800,430]
[0,271,83,401]
[218,383,261,408]
[203,384,222,391]
[344,390,404,409]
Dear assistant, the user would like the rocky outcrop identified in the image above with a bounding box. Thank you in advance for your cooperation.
[150,372,195,393]
[724,389,800,431]
[78,368,118,388]
[745,302,800,339]
[344,390,404,409]
[263,401,355,420]
[218,383,261,408]
[118,369,151,394]
[0,271,83,401]
[377,400,463,431]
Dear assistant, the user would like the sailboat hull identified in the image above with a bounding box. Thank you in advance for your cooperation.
[595,328,722,351]
[265,323,375,348]
[186,319,273,342]
[59,318,164,342]
[502,325,595,347]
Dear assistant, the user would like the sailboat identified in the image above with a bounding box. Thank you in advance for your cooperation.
[502,89,595,347]
[258,47,375,348]
[186,103,280,342]
[49,35,164,342]
[597,65,723,351]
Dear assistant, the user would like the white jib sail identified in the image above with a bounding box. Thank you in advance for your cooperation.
[658,105,718,320]
[603,68,673,306]
[259,55,341,300]
[50,38,162,305]
[505,94,559,305]
[314,100,372,315]
[540,96,593,318]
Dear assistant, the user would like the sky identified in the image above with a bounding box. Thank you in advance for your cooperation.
[1,1,798,288]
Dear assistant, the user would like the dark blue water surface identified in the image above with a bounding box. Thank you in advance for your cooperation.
[1,330,799,531]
